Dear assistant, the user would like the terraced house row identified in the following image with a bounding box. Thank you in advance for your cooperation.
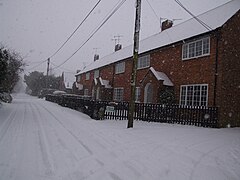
[75,0,240,127]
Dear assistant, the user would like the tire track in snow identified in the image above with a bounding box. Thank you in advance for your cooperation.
[35,102,115,179]
[0,108,17,144]
[30,103,55,176]
[36,101,161,179]
[36,108,85,180]
[0,106,19,179]
[189,143,228,180]
[7,103,27,179]
[37,103,93,155]
[0,102,27,179]
[36,101,155,179]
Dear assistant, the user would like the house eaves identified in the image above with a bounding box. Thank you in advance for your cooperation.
[76,0,240,76]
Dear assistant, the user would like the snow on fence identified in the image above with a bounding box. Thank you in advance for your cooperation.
[45,94,218,128]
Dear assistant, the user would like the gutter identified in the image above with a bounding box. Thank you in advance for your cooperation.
[213,30,220,106]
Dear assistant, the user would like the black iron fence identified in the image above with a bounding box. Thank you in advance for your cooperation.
[46,94,218,128]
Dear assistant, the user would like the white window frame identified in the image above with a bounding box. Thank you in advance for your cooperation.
[180,84,208,106]
[113,87,124,101]
[137,55,150,69]
[84,89,89,96]
[182,37,210,60]
[94,70,99,79]
[115,61,125,74]
[86,72,90,80]
[135,87,141,102]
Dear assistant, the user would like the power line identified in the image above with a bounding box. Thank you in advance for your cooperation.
[25,59,48,71]
[174,0,212,31]
[26,1,102,73]
[146,0,159,22]
[52,0,127,70]
[49,0,102,59]
[50,62,75,73]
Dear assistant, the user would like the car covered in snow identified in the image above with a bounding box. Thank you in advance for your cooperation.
[38,88,58,98]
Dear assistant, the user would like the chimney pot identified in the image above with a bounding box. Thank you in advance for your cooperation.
[94,54,99,61]
[115,44,122,52]
[161,19,173,31]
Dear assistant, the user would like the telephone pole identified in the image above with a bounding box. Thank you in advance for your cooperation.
[127,0,142,128]
[46,58,50,88]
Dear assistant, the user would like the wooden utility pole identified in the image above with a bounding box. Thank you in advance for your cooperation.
[46,58,50,88]
[127,0,142,128]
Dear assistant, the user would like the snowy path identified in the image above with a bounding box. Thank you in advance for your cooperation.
[0,94,239,180]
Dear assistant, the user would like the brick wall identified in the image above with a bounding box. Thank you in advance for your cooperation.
[217,10,240,127]
[99,64,114,83]
[150,36,217,106]
[112,59,132,101]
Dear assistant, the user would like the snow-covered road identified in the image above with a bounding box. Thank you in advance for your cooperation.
[0,94,239,180]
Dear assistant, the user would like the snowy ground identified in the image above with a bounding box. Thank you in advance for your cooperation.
[0,94,239,180]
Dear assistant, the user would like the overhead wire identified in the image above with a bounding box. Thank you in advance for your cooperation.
[50,62,75,73]
[146,0,159,23]
[26,0,102,73]
[49,0,102,59]
[174,0,212,31]
[52,0,127,70]
[25,59,48,71]
[25,0,213,73]
[145,0,174,44]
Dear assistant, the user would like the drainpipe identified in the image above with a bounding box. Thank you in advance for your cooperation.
[213,31,220,106]
[112,65,115,101]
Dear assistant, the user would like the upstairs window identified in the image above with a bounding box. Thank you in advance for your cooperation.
[115,62,125,74]
[180,84,208,106]
[94,70,99,79]
[182,37,210,60]
[86,72,90,80]
[137,55,150,69]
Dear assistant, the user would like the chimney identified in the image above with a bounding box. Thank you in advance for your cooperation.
[161,19,173,31]
[94,54,99,61]
[115,44,122,52]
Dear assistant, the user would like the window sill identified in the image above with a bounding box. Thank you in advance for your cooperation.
[137,66,150,70]
[182,53,210,61]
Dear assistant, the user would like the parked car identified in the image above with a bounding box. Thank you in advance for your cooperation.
[38,88,57,98]
[52,90,66,95]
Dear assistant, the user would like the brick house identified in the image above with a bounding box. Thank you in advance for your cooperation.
[75,0,240,127]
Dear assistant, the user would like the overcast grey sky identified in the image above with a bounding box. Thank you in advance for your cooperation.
[0,0,231,75]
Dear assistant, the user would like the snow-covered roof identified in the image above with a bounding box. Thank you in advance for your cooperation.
[75,83,83,90]
[63,72,75,89]
[99,77,112,89]
[149,67,174,86]
[76,0,240,75]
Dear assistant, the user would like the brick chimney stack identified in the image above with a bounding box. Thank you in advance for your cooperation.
[94,54,99,61]
[115,44,122,52]
[161,19,173,31]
